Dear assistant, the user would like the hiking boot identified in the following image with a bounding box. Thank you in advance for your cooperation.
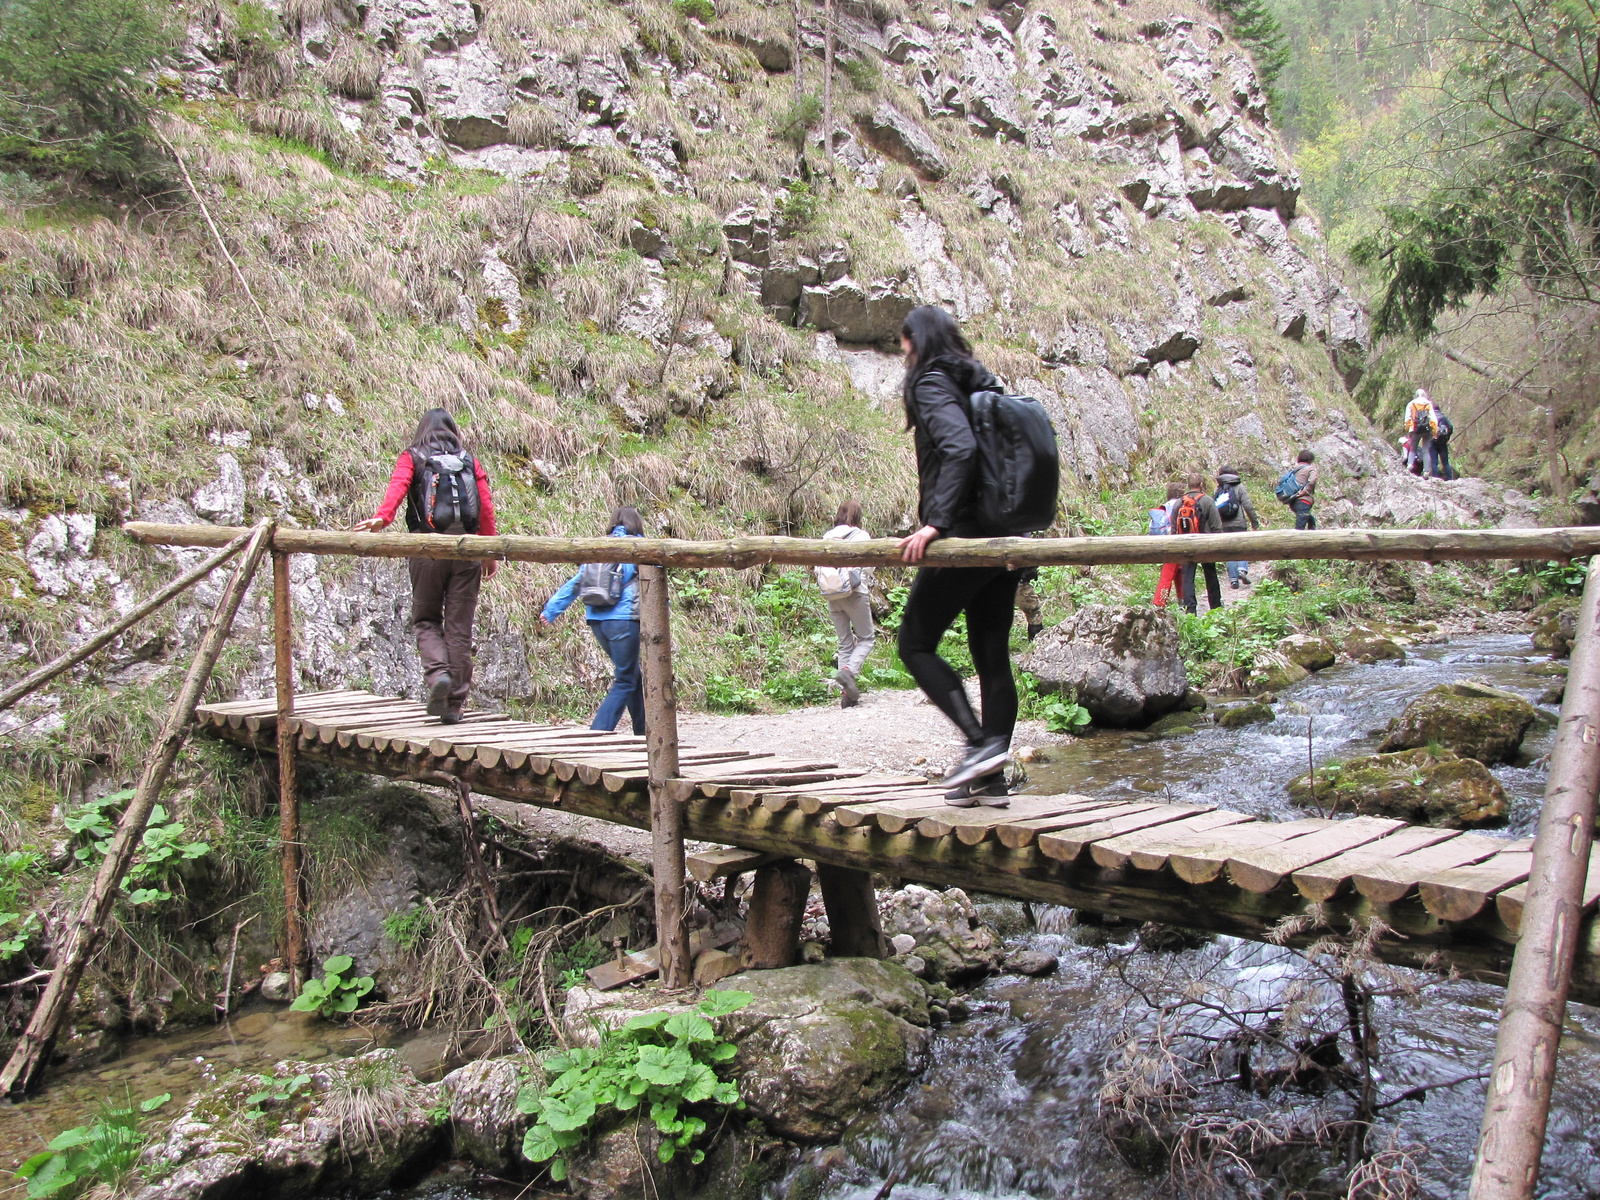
[1230,579,1240,590]
[1027,622,1044,641]
[425,674,453,717]
[943,736,1010,790]
[944,770,1010,806]
[836,669,860,708]
[1240,573,1251,587]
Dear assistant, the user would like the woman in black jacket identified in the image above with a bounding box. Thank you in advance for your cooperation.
[895,306,1019,806]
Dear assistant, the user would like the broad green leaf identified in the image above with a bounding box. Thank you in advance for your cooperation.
[514,1081,545,1115]
[708,1041,738,1061]
[541,1090,596,1132]
[634,1045,689,1087]
[697,990,753,1017]
[614,1089,640,1112]
[680,1063,717,1103]
[323,954,354,975]
[658,1140,676,1163]
[624,1011,671,1031]
[44,1128,90,1152]
[522,1125,561,1163]
[139,1093,172,1112]
[549,1158,568,1182]
[663,1011,716,1043]
[21,1153,74,1199]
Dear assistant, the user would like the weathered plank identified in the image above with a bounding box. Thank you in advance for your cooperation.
[666,763,856,803]
[1350,832,1507,904]
[1496,846,1600,935]
[1038,804,1214,864]
[1164,819,1332,884]
[687,847,777,883]
[1089,810,1260,871]
[1290,825,1462,902]
[832,793,973,832]
[993,801,1166,850]
[916,796,1105,846]
[1227,817,1408,894]
[1418,841,1536,922]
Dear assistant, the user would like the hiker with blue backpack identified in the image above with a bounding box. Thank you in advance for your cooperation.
[1274,450,1320,530]
[1150,482,1183,606]
[353,408,498,725]
[892,305,1060,807]
[540,507,646,734]
[1214,466,1261,588]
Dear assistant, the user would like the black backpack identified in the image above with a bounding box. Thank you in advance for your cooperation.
[966,390,1060,536]
[405,449,481,534]
[1214,484,1241,520]
[577,561,628,607]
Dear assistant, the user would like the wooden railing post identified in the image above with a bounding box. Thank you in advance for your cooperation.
[638,564,691,988]
[272,551,308,993]
[1471,556,1600,1199]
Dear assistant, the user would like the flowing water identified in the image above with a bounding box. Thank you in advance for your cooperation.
[1,634,1590,1200]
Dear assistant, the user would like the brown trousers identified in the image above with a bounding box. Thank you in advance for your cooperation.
[409,557,481,711]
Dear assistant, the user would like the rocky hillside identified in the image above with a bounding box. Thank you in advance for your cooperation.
[0,0,1536,755]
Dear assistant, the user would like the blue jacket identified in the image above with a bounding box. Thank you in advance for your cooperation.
[542,528,640,622]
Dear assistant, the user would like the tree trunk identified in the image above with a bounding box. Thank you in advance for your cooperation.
[0,520,274,1097]
[273,551,309,992]
[743,859,813,968]
[638,564,691,988]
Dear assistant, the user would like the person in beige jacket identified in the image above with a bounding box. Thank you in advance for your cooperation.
[815,500,875,708]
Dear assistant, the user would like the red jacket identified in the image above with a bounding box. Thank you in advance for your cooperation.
[372,451,496,535]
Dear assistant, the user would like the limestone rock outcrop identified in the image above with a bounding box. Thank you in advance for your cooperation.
[1287,748,1510,828]
[1023,606,1189,727]
[1379,681,1537,765]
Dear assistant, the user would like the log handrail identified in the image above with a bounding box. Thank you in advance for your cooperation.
[123,522,1600,569]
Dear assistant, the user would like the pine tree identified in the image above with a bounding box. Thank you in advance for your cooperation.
[1211,0,1290,90]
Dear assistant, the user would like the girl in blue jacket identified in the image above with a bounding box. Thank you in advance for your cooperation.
[541,507,646,734]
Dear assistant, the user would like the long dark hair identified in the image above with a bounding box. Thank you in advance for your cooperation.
[411,408,463,456]
[609,506,644,535]
[900,305,974,429]
[834,499,864,528]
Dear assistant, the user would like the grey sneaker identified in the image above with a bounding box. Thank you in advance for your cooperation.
[425,674,453,717]
[836,669,860,708]
[944,771,1010,806]
[943,736,1010,790]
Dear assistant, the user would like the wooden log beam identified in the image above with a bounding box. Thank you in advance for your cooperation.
[638,564,691,989]
[0,520,275,1097]
[0,529,253,713]
[193,718,1600,1006]
[1471,556,1600,1199]
[742,859,812,969]
[272,552,308,992]
[123,521,1600,570]
[816,863,887,958]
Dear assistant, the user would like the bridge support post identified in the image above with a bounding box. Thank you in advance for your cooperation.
[816,863,887,959]
[272,551,308,993]
[1471,556,1600,1199]
[638,564,691,988]
[743,859,812,969]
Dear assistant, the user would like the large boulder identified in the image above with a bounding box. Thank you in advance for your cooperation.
[799,275,915,348]
[1022,605,1189,728]
[134,1050,446,1200]
[1246,656,1309,695]
[443,1055,533,1175]
[877,884,1002,982]
[1379,681,1537,765]
[1531,597,1579,658]
[1287,748,1509,828]
[1279,634,1336,672]
[712,959,931,1142]
[1342,631,1406,664]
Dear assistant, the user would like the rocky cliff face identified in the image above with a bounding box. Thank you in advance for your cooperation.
[0,0,1537,736]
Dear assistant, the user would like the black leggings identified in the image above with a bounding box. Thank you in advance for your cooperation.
[896,565,1022,745]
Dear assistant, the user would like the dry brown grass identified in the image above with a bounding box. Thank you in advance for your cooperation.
[322,37,382,100]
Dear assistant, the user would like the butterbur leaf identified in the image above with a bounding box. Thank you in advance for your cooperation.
[625,1010,672,1031]
[708,1041,738,1061]
[680,1063,717,1103]
[541,1090,596,1132]
[514,1082,545,1115]
[549,1158,568,1182]
[649,1098,682,1134]
[20,1153,74,1199]
[44,1128,91,1152]
[634,1045,689,1087]
[696,990,753,1017]
[614,1089,640,1112]
[523,1125,561,1163]
[663,1011,716,1043]
[658,1141,676,1163]
[323,955,354,975]
[681,1115,707,1140]
[691,1149,706,1165]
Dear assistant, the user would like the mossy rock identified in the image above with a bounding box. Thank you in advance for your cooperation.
[1287,748,1509,827]
[1216,702,1274,729]
[1527,660,1569,678]
[1246,659,1309,694]
[1146,711,1201,737]
[1343,633,1406,664]
[1378,680,1536,765]
[1278,634,1336,672]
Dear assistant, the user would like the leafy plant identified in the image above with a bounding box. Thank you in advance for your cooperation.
[1039,694,1092,734]
[243,1071,311,1119]
[64,792,209,905]
[289,954,375,1019]
[762,668,831,707]
[518,990,753,1182]
[0,850,42,960]
[673,0,714,21]
[704,674,761,713]
[382,906,433,951]
[15,1090,169,1198]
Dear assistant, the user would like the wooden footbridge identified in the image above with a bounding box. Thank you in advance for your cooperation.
[4,519,1600,1200]
[192,688,1598,1000]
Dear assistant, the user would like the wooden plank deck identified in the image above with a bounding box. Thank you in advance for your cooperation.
[194,690,1600,1005]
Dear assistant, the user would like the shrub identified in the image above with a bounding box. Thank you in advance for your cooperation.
[16,1090,169,1198]
[0,0,178,182]
[705,673,761,712]
[290,954,376,1018]
[64,792,209,905]
[673,0,715,20]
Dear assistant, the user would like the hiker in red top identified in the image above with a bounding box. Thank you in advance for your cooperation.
[353,408,498,724]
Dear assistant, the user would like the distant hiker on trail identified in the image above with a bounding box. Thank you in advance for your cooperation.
[1431,405,1455,480]
[815,500,875,709]
[1016,569,1045,640]
[1405,389,1438,478]
[541,507,646,735]
[1274,449,1319,530]
[1150,482,1183,607]
[893,305,1060,809]
[1214,466,1260,589]
[1175,473,1223,614]
[353,407,497,725]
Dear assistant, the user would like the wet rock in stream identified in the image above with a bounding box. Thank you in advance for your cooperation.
[1288,747,1510,827]
[878,885,1002,983]
[1278,633,1337,672]
[1022,605,1189,727]
[1379,680,1537,765]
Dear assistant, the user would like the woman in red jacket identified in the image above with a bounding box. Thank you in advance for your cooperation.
[352,409,497,724]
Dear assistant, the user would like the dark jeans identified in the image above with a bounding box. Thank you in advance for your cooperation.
[409,557,481,711]
[1291,499,1317,530]
[896,565,1022,746]
[589,619,645,734]
[1181,562,1223,613]
[1431,438,1452,479]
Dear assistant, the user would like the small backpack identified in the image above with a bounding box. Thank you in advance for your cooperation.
[965,390,1061,536]
[815,565,863,597]
[1214,484,1241,520]
[1147,505,1173,536]
[1273,466,1302,504]
[1175,493,1204,535]
[577,561,628,607]
[406,450,481,534]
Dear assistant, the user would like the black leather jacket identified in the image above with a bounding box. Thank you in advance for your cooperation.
[903,354,1001,536]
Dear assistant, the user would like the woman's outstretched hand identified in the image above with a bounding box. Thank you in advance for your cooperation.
[351,516,388,533]
[482,560,499,580]
[897,524,941,563]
